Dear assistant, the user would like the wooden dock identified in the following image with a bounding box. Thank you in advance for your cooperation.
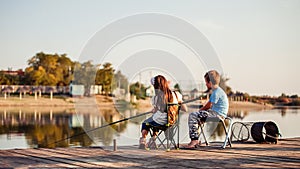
[0,138,299,168]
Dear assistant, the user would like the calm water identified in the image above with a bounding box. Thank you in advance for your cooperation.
[0,106,299,150]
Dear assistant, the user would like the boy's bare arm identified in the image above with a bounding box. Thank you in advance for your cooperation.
[200,101,212,111]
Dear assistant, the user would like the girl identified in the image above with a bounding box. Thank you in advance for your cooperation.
[139,75,187,149]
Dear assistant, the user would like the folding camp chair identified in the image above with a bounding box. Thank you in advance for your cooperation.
[199,115,233,149]
[146,103,181,151]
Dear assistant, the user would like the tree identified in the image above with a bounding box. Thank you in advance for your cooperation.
[174,83,182,93]
[0,72,20,85]
[130,82,147,99]
[219,75,232,95]
[25,52,74,86]
[56,54,74,85]
[113,70,129,92]
[25,66,47,85]
[73,61,99,96]
[95,63,114,95]
[290,95,298,99]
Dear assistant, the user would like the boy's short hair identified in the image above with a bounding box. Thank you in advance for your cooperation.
[204,70,220,85]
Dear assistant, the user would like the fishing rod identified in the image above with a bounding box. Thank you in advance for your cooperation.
[46,97,201,147]
[181,97,201,104]
[46,111,152,147]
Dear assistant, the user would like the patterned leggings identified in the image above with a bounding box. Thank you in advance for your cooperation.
[188,110,219,140]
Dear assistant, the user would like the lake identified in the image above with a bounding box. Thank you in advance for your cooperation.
[0,106,299,150]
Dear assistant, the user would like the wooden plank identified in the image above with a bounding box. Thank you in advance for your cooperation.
[0,138,299,168]
[8,149,98,168]
[0,149,72,168]
[42,148,142,168]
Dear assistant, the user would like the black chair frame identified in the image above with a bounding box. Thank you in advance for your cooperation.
[147,103,181,151]
[199,115,233,149]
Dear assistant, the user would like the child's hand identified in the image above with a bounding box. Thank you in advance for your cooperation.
[151,107,158,113]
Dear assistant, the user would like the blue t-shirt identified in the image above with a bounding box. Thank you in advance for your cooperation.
[209,87,229,117]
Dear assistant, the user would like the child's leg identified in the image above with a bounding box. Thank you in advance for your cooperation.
[188,111,208,140]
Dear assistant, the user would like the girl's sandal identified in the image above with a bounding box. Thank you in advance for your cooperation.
[138,137,147,149]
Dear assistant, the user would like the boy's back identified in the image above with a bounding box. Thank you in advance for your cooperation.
[210,86,229,117]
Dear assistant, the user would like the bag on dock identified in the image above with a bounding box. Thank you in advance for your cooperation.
[231,121,280,144]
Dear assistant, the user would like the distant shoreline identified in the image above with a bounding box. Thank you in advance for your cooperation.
[0,97,74,107]
[229,101,273,110]
[0,96,296,111]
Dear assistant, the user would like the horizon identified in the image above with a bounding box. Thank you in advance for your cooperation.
[0,0,299,96]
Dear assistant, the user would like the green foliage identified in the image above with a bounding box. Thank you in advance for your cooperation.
[95,63,115,95]
[280,93,287,98]
[73,61,98,95]
[290,95,298,99]
[72,61,127,96]
[25,52,74,86]
[130,82,147,100]
[220,75,232,95]
[0,72,20,85]
[290,99,300,106]
[113,70,129,92]
[268,99,277,105]
[174,83,181,93]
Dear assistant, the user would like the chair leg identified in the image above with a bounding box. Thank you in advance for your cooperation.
[200,124,209,146]
[154,126,178,150]
[198,117,233,149]
[147,129,154,150]
[156,130,166,149]
[221,117,233,149]
[147,124,179,151]
[167,126,170,151]
[227,118,233,147]
[171,125,179,149]
[147,137,157,149]
[162,127,178,150]
[177,122,180,149]
[148,129,161,150]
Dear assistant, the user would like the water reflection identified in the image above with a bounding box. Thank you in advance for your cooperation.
[0,107,141,149]
[83,108,129,146]
[0,109,95,148]
[0,106,299,149]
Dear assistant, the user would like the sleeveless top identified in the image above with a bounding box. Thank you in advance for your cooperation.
[152,91,183,125]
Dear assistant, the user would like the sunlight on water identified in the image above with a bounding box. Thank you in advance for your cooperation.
[0,107,299,149]
[0,134,29,150]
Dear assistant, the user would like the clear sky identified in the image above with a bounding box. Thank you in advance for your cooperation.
[0,0,299,96]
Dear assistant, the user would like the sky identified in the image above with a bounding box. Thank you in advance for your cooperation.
[0,0,299,96]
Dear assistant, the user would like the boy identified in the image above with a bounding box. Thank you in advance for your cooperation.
[185,70,229,148]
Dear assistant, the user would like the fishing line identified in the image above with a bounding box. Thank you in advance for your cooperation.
[46,97,200,147]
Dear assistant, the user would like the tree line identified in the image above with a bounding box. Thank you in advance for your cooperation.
[0,52,129,96]
[5,51,297,106]
[0,52,234,98]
